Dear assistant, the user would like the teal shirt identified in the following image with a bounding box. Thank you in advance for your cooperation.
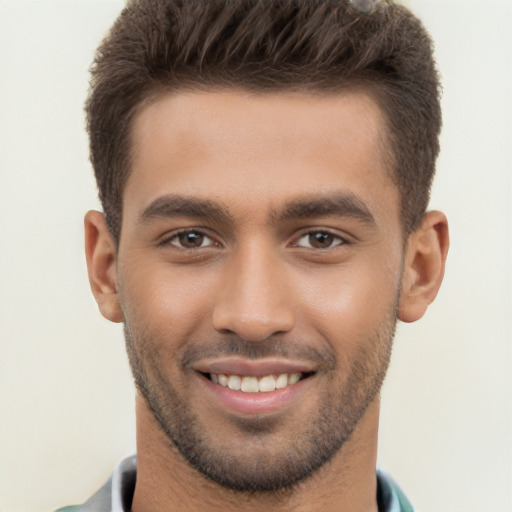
[57,455,415,512]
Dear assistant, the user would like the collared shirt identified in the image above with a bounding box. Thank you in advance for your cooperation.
[56,455,415,512]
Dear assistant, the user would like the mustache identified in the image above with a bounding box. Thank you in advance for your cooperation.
[180,335,336,371]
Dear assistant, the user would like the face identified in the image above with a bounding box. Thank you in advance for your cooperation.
[116,90,404,491]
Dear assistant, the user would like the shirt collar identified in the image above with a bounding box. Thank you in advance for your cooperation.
[107,456,414,512]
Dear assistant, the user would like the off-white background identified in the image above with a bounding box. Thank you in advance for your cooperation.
[0,1,510,511]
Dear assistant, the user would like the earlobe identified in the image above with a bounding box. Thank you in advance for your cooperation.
[84,210,123,323]
[398,210,449,323]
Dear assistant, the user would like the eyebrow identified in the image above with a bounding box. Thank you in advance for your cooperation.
[277,193,376,226]
[139,194,232,224]
[138,191,376,227]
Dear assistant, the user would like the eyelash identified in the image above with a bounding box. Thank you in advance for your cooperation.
[159,229,218,250]
[292,230,347,249]
[159,228,348,251]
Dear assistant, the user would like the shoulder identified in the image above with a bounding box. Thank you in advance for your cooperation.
[377,469,415,512]
[54,455,136,512]
[53,478,112,512]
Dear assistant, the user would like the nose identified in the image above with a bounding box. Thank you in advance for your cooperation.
[212,242,296,342]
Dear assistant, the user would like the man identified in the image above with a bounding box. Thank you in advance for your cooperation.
[59,0,449,510]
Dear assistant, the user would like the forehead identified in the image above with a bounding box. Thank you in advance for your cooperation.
[124,89,398,227]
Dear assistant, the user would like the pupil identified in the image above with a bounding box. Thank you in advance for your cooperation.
[180,232,203,248]
[310,232,332,248]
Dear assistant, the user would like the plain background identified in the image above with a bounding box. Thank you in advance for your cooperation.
[0,0,510,510]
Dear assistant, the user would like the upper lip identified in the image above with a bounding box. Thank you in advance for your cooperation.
[194,357,318,377]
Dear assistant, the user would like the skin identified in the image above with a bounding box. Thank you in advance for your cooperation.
[85,90,449,512]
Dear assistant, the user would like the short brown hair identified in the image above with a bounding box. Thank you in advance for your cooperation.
[86,0,441,241]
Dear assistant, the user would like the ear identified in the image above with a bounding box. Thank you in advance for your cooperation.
[84,210,123,323]
[398,210,449,323]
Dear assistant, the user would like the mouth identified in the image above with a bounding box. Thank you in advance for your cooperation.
[193,358,318,415]
[204,371,313,393]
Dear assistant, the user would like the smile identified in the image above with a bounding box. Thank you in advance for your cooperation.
[195,358,318,414]
[209,372,304,393]
[201,370,315,415]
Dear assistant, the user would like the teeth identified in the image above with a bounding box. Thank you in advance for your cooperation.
[258,375,276,392]
[240,376,259,393]
[227,375,241,391]
[288,373,301,385]
[210,372,303,393]
[275,374,288,389]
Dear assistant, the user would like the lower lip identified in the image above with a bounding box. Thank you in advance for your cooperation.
[199,374,312,415]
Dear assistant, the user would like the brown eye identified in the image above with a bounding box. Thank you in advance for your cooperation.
[310,232,334,248]
[295,231,344,249]
[170,231,213,249]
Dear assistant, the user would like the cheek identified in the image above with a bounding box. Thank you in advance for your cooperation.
[118,259,218,345]
[296,262,400,343]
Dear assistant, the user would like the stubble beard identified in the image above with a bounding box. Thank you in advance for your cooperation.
[122,306,397,494]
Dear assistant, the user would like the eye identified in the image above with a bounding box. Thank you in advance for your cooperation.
[166,230,216,249]
[294,231,345,249]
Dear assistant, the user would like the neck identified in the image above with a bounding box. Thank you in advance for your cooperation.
[131,394,380,512]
